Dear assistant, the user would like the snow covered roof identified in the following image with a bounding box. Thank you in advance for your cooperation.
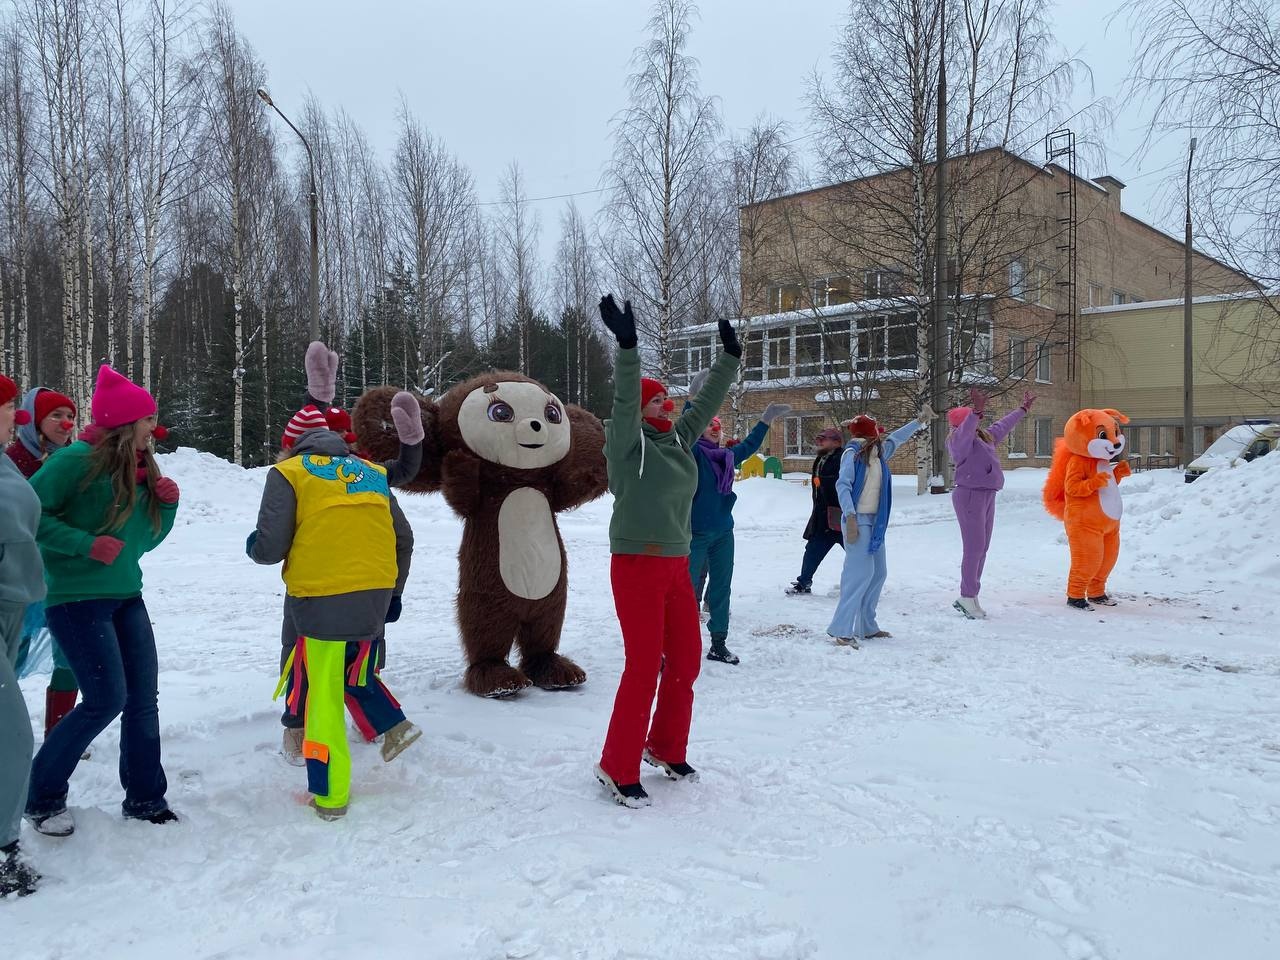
[677,293,993,337]
[1083,290,1271,315]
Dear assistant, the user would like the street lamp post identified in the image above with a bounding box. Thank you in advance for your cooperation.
[1183,136,1197,467]
[257,87,320,343]
[931,0,949,492]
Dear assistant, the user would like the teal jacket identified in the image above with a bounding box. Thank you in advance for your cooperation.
[687,410,770,534]
[604,347,740,556]
[30,441,178,607]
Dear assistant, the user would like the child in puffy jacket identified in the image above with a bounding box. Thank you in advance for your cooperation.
[248,410,419,820]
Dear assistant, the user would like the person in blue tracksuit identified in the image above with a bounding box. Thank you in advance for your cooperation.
[827,404,936,647]
[685,379,790,664]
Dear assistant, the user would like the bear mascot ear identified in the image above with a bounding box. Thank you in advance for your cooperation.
[550,404,608,512]
[353,386,441,492]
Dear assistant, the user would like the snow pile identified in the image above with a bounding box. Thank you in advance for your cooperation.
[1123,454,1280,587]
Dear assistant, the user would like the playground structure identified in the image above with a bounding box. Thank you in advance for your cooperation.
[736,453,784,481]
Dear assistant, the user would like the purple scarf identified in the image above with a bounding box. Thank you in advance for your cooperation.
[696,437,735,494]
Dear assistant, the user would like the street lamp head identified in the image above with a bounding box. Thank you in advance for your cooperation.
[256,87,273,107]
[1190,136,1198,153]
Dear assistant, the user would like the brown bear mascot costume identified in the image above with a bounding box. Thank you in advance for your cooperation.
[355,374,608,698]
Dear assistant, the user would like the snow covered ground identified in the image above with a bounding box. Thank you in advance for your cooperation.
[9,449,1280,959]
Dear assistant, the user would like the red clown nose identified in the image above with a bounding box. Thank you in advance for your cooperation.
[152,425,170,442]
[661,399,675,413]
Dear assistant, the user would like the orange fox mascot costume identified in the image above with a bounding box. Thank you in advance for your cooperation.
[1042,408,1131,609]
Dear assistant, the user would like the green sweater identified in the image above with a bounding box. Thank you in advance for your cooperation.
[30,441,178,607]
[604,347,740,556]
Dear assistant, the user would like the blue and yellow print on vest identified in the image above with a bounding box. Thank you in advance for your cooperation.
[300,455,390,498]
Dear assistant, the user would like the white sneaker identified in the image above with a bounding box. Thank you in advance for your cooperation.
[27,810,75,837]
[953,597,985,620]
[281,728,306,767]
[973,598,989,618]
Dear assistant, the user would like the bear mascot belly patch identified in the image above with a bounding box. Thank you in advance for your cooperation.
[1042,407,1132,607]
[355,374,608,698]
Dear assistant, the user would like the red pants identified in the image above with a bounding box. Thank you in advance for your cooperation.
[599,554,703,784]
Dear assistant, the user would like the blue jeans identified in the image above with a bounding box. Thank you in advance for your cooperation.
[827,515,888,640]
[689,530,734,637]
[27,596,169,819]
[797,530,843,587]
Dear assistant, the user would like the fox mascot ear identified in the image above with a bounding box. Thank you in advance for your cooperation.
[1101,408,1130,425]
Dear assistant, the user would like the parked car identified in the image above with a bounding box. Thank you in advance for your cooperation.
[1184,421,1279,482]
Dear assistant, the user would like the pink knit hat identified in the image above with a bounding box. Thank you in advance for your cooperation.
[91,365,157,429]
[947,406,973,429]
[281,405,330,449]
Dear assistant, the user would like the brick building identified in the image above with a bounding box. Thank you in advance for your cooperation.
[671,146,1256,474]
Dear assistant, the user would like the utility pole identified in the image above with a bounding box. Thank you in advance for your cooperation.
[257,88,320,343]
[931,0,949,492]
[1182,136,1197,467]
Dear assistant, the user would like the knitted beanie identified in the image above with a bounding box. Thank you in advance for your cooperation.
[321,406,357,444]
[0,374,17,407]
[281,405,330,449]
[845,415,881,441]
[35,389,76,425]
[640,378,667,407]
[91,365,156,429]
[948,406,973,429]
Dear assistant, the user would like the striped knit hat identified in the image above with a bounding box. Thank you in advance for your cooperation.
[281,405,329,449]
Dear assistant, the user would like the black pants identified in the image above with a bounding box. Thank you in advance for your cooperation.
[797,530,844,587]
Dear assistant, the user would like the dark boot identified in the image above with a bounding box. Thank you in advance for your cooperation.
[1066,598,1094,611]
[0,842,40,898]
[706,634,740,665]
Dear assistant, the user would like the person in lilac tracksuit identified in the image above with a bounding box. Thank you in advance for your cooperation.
[947,388,1036,620]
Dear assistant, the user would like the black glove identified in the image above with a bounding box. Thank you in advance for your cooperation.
[718,318,742,358]
[599,295,637,349]
[385,595,402,624]
[245,531,258,557]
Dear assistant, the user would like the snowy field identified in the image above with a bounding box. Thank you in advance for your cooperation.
[9,449,1280,959]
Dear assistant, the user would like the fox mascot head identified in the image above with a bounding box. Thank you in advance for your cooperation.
[1042,408,1129,520]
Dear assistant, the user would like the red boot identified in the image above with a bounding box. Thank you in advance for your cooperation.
[44,688,78,737]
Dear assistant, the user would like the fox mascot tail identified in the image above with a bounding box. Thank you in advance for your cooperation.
[1042,437,1070,520]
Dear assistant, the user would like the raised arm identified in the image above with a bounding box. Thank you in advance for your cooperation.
[599,295,642,458]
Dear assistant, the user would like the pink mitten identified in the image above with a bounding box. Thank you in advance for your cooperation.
[305,341,339,405]
[390,391,425,445]
[89,536,125,566]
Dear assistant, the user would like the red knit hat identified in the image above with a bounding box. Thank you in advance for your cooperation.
[91,365,157,429]
[641,378,667,408]
[281,405,329,449]
[844,415,883,441]
[321,406,357,445]
[35,389,76,426]
[947,406,973,429]
[0,374,17,407]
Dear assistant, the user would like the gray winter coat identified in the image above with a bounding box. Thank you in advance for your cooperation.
[0,453,45,605]
[249,429,413,642]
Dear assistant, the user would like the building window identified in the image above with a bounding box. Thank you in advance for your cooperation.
[856,311,916,373]
[767,329,792,379]
[1034,418,1054,458]
[742,332,764,381]
[1036,264,1053,307]
[1009,259,1028,300]
[1008,420,1027,456]
[1088,282,1104,307]
[1194,425,1206,455]
[784,416,826,458]
[1035,342,1052,383]
[1009,337,1028,378]
[811,276,853,307]
[1128,426,1142,457]
[1111,290,1127,306]
[821,321,853,375]
[949,309,993,377]
[864,268,905,298]
[794,323,823,375]
[767,284,805,313]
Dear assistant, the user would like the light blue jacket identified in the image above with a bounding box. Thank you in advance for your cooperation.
[835,420,924,553]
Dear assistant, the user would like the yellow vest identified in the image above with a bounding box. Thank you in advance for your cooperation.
[273,454,397,598]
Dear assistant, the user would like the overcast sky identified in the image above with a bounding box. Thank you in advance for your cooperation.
[226,0,1181,262]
